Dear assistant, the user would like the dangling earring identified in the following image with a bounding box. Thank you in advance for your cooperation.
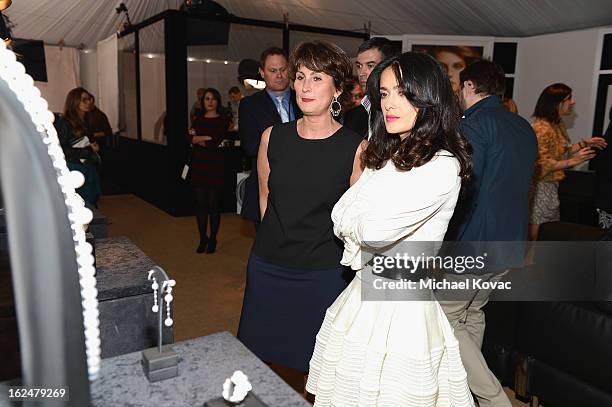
[152,278,159,312]
[163,280,176,327]
[149,273,159,313]
[164,286,173,327]
[330,95,341,117]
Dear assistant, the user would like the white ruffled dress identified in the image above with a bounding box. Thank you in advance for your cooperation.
[306,152,475,407]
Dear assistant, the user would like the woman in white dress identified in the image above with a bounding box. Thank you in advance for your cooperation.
[306,52,475,406]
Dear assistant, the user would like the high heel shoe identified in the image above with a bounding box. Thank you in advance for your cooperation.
[196,237,209,254]
[206,239,217,254]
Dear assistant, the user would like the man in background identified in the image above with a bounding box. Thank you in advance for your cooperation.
[190,87,205,124]
[442,60,537,407]
[228,86,244,131]
[239,47,301,229]
[86,93,113,149]
[343,37,398,139]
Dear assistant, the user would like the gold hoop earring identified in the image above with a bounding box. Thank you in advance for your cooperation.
[330,96,341,117]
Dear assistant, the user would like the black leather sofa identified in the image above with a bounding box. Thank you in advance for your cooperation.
[482,170,612,407]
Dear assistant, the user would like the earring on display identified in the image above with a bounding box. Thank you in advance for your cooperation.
[148,270,159,313]
[152,278,159,313]
[163,280,176,327]
[330,95,342,117]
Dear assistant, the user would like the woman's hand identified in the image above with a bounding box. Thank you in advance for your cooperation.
[90,142,100,153]
[568,147,596,166]
[585,137,608,150]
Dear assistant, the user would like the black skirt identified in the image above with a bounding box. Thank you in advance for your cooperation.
[237,253,353,372]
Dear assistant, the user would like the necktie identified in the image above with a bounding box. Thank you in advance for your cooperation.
[276,96,289,123]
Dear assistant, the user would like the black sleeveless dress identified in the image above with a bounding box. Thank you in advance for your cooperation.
[237,121,363,372]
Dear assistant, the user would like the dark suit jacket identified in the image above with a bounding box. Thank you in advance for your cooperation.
[445,96,538,271]
[343,104,368,139]
[238,89,301,222]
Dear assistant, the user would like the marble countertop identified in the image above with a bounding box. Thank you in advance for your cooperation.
[95,236,157,301]
[0,332,310,407]
[90,331,310,407]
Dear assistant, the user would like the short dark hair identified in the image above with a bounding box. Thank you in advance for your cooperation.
[533,83,572,123]
[201,87,223,114]
[363,52,472,183]
[289,41,353,93]
[338,77,361,111]
[459,59,506,97]
[260,46,288,68]
[228,86,240,94]
[357,37,399,61]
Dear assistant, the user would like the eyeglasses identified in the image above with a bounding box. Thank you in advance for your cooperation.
[81,96,93,102]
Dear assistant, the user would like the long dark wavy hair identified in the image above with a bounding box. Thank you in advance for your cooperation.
[362,52,472,183]
[63,87,90,139]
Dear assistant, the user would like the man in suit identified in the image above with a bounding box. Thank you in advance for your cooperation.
[239,47,301,228]
[441,60,537,407]
[343,37,398,139]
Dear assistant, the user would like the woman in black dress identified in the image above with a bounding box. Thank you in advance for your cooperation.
[237,41,367,380]
[187,88,229,253]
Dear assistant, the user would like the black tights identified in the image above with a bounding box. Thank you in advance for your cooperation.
[194,186,221,243]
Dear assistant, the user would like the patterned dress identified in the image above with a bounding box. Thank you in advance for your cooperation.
[529,118,571,225]
[187,115,229,187]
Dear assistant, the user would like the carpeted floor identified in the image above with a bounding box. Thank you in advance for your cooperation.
[98,194,254,342]
[97,194,530,406]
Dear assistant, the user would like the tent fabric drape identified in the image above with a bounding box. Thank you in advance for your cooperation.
[3,0,612,49]
[35,45,79,113]
[97,35,119,133]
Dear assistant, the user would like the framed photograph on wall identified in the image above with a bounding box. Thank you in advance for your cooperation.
[593,74,612,136]
[402,35,494,95]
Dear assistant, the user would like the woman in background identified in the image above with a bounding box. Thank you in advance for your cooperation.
[188,87,229,253]
[55,87,101,206]
[528,83,607,241]
[502,97,518,114]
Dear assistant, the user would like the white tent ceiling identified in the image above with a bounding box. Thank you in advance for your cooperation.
[5,0,612,51]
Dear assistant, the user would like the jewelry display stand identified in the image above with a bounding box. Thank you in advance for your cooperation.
[141,266,178,382]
